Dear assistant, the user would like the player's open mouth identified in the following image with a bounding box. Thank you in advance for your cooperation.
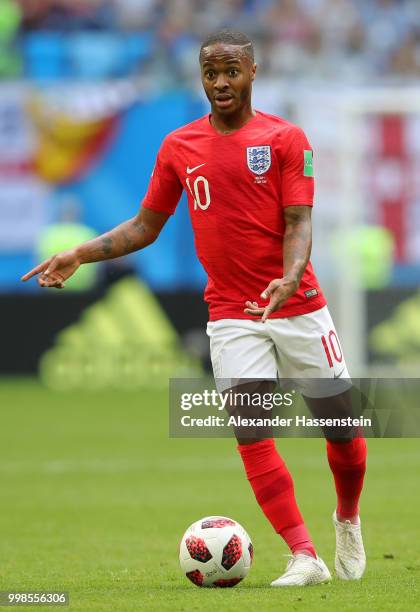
[215,95,234,108]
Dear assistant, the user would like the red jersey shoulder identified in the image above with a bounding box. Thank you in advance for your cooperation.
[254,111,311,149]
[255,110,295,129]
[163,115,209,146]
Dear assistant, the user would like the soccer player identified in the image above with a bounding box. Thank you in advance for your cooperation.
[22,30,367,586]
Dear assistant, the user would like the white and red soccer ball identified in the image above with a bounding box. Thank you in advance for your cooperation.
[179,516,253,587]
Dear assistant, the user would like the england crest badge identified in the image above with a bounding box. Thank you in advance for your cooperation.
[247,145,271,175]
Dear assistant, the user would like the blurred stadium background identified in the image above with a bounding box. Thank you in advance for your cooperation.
[1,0,420,387]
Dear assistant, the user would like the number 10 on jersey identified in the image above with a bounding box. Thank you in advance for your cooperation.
[186,176,211,210]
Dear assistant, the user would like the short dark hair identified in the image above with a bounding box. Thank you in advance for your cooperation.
[200,29,254,63]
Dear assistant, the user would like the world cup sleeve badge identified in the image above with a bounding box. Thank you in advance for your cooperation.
[247,145,271,184]
[303,150,314,177]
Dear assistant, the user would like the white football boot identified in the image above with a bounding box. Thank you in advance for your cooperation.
[333,511,366,580]
[271,554,332,587]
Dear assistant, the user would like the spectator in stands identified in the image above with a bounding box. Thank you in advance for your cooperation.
[391,28,420,77]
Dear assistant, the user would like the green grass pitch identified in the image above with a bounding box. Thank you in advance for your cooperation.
[0,379,419,611]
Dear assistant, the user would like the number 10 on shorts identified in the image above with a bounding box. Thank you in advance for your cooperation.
[321,330,343,367]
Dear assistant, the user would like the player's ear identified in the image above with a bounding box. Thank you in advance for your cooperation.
[251,63,257,81]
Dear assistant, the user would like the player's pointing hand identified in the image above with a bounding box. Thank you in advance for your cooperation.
[244,277,299,322]
[21,249,81,289]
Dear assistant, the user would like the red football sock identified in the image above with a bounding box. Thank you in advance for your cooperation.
[238,439,316,558]
[326,437,367,519]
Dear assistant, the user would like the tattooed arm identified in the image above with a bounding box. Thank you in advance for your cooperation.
[21,207,169,288]
[77,207,168,263]
[282,205,312,287]
[244,206,312,322]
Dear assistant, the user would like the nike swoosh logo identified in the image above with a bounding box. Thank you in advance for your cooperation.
[186,163,206,174]
[334,367,345,379]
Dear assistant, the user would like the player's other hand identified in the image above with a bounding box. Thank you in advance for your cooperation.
[244,277,299,323]
[21,249,81,289]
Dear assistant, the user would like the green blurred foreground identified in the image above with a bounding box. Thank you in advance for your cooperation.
[0,379,419,611]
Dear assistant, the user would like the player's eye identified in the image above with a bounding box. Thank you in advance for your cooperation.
[205,71,215,79]
[229,69,239,77]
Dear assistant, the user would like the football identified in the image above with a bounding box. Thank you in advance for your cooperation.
[179,516,253,587]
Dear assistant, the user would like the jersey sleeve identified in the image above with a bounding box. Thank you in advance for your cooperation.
[280,126,314,207]
[141,135,183,215]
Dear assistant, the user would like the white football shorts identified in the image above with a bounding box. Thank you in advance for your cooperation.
[206,305,351,398]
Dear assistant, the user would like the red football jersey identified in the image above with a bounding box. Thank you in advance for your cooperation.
[142,110,326,320]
